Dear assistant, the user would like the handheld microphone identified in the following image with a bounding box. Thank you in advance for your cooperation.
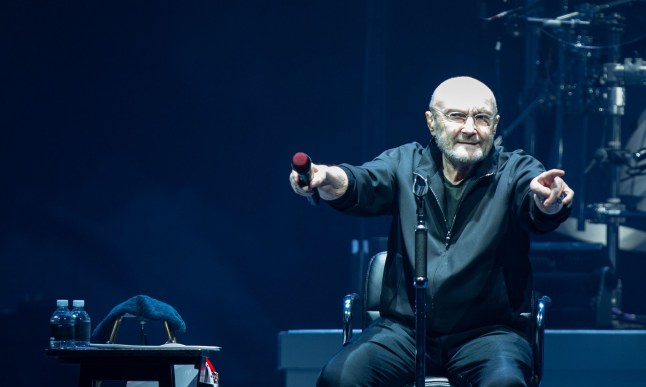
[291,152,320,206]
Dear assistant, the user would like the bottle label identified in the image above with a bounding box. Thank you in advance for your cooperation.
[50,323,74,341]
[75,321,92,341]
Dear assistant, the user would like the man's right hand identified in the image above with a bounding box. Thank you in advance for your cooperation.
[289,162,349,201]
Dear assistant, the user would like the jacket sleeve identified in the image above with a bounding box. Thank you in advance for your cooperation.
[328,146,407,216]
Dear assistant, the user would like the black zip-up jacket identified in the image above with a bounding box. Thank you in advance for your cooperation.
[330,140,571,335]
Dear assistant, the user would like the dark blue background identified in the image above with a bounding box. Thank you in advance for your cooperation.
[1,1,645,385]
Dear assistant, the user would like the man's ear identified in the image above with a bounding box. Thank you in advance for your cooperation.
[425,111,435,135]
[492,114,500,136]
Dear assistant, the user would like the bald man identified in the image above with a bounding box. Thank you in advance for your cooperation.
[290,76,574,387]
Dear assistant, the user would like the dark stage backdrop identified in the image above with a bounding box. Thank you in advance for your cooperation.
[1,1,645,386]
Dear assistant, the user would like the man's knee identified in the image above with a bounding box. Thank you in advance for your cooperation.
[316,362,339,387]
[480,373,527,387]
[316,319,415,386]
[476,358,529,387]
[316,357,366,387]
[316,362,335,387]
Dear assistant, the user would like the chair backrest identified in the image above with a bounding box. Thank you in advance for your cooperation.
[363,251,387,328]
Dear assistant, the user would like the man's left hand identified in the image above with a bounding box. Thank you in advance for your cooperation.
[530,169,574,214]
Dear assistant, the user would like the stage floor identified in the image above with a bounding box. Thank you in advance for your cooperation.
[278,329,646,387]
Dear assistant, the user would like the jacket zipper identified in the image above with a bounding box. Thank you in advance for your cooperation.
[441,171,494,249]
[425,168,494,327]
[428,186,448,237]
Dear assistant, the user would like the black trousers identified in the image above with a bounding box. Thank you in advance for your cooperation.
[317,318,532,387]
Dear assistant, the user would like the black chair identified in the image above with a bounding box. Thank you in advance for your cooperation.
[342,251,551,387]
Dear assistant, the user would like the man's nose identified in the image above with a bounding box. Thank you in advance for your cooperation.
[461,117,477,134]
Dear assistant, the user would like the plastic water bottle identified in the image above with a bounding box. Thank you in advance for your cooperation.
[71,299,92,348]
[49,299,75,349]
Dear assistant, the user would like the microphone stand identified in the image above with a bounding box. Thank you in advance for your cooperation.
[413,173,429,387]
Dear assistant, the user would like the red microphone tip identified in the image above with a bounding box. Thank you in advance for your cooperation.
[291,152,311,171]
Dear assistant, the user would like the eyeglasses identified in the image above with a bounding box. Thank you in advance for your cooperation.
[433,109,494,128]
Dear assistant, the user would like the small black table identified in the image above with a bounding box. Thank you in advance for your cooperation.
[46,344,220,387]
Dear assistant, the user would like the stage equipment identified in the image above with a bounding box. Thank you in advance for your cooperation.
[487,0,646,327]
[530,241,613,327]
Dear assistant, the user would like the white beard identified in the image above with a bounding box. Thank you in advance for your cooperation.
[435,132,491,168]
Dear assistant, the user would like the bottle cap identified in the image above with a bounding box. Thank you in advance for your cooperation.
[56,299,68,307]
[72,300,85,307]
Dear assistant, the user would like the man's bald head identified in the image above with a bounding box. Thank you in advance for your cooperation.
[424,76,500,174]
[429,76,498,116]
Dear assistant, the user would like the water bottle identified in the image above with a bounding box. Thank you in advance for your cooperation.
[49,299,75,349]
[71,299,92,348]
